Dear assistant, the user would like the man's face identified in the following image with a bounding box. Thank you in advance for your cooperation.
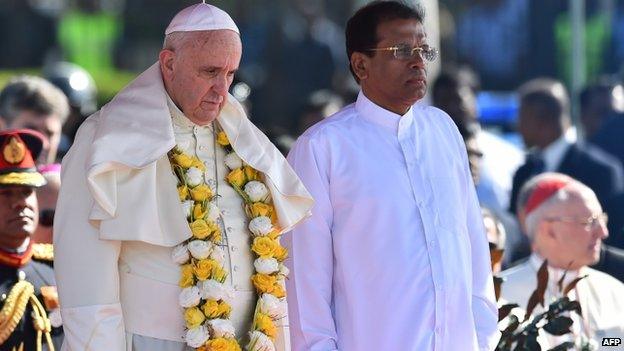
[517,103,539,149]
[0,186,38,249]
[539,192,607,270]
[161,30,242,126]
[358,18,428,114]
[10,110,61,164]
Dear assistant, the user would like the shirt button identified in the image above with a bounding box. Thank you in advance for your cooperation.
[226,227,233,233]
[429,240,436,247]
[233,265,239,272]
[231,246,237,252]
[435,327,442,334]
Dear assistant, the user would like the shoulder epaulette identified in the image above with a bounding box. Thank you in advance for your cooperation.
[32,243,54,262]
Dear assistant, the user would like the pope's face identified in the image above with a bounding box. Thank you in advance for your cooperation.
[0,186,38,249]
[161,30,242,126]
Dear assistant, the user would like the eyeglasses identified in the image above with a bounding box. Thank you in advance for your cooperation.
[544,213,608,231]
[39,208,55,227]
[366,44,439,62]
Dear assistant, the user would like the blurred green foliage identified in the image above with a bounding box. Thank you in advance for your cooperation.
[0,68,137,108]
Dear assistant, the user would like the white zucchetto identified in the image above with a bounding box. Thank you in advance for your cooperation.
[165,2,239,35]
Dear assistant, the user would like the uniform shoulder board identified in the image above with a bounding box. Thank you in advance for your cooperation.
[32,243,54,262]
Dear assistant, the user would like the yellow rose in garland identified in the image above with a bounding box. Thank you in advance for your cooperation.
[179,264,195,287]
[191,156,206,171]
[204,338,231,351]
[193,203,207,219]
[173,153,194,168]
[249,202,273,217]
[251,273,276,293]
[216,131,230,146]
[191,219,211,239]
[272,283,286,298]
[252,237,278,258]
[211,265,228,282]
[255,313,277,339]
[274,244,288,262]
[191,184,213,202]
[184,307,205,328]
[194,259,215,281]
[226,168,246,188]
[202,299,220,318]
[217,300,232,318]
[178,185,189,201]
[243,165,259,181]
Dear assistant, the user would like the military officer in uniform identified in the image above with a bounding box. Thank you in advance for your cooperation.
[0,129,62,351]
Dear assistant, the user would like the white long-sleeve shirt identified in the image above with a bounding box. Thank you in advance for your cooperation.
[285,92,499,351]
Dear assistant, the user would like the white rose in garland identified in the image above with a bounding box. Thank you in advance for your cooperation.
[254,257,279,274]
[278,263,289,278]
[258,293,287,319]
[179,286,201,308]
[244,181,269,202]
[224,152,243,169]
[248,216,273,236]
[206,202,221,222]
[171,244,190,265]
[208,319,236,338]
[198,279,226,301]
[210,246,226,266]
[248,331,276,351]
[188,240,213,260]
[185,325,210,348]
[186,167,204,187]
[181,200,194,218]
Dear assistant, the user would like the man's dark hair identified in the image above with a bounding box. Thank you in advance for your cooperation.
[432,66,480,101]
[345,0,425,83]
[518,78,570,125]
[0,75,69,125]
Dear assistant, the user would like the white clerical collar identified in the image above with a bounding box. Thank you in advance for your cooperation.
[166,92,214,132]
[355,91,413,134]
[529,252,585,284]
[541,127,577,171]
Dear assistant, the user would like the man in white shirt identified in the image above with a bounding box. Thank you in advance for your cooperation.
[500,173,624,350]
[285,1,499,350]
[54,3,312,351]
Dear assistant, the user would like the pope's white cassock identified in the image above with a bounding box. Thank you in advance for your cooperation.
[500,254,624,350]
[53,60,312,350]
[285,92,499,351]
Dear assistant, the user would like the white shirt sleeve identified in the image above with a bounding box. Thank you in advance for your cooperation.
[54,120,126,350]
[285,135,339,351]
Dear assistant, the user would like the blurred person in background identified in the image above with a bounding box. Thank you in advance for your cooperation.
[53,3,312,350]
[514,172,624,282]
[295,89,343,136]
[482,207,505,274]
[579,80,624,142]
[510,78,623,217]
[33,164,61,245]
[43,61,98,158]
[432,66,523,213]
[455,0,529,90]
[0,76,70,165]
[0,129,62,350]
[286,2,498,350]
[500,173,624,350]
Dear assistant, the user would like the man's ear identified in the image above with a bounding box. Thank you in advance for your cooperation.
[350,52,370,82]
[159,49,176,82]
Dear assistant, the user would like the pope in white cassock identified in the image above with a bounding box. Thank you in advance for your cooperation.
[53,3,313,351]
[285,2,499,350]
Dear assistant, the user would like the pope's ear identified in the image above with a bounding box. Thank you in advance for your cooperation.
[350,52,370,82]
[159,49,176,81]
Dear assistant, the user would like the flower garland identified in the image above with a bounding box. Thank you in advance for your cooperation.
[168,129,289,351]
